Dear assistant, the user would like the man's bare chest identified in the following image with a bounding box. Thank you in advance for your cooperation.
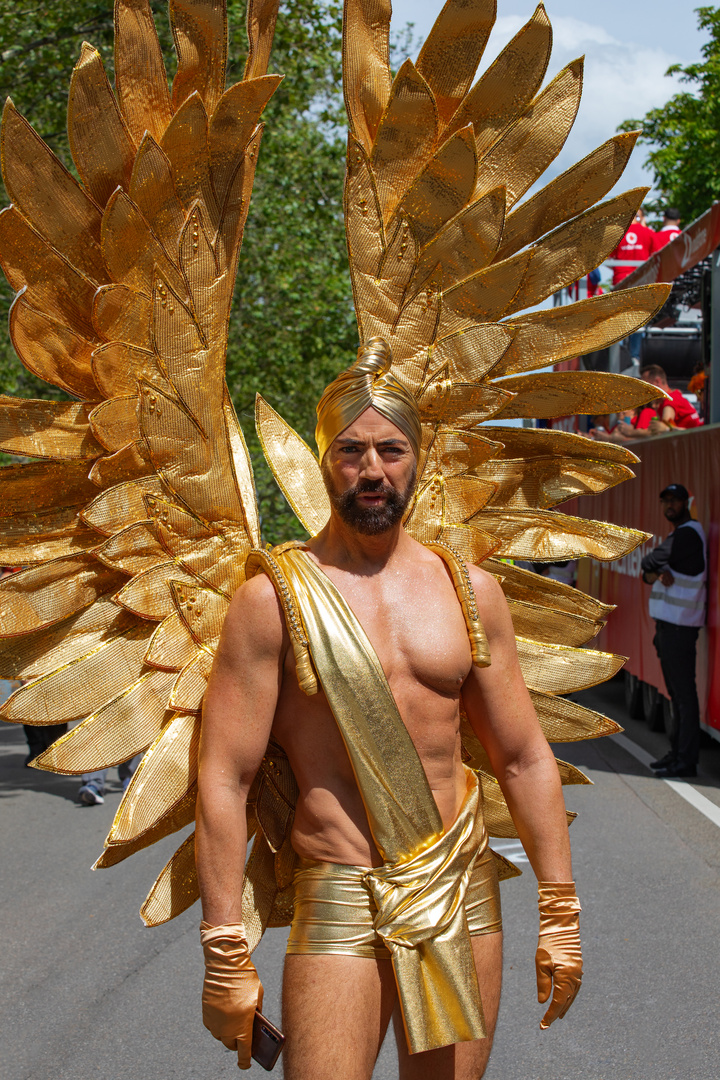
[319,566,472,695]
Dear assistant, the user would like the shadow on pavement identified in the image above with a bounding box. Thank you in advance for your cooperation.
[562,675,720,789]
[553,735,651,779]
[0,721,81,803]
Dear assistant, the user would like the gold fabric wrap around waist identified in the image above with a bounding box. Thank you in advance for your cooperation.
[287,845,501,959]
[287,769,496,1052]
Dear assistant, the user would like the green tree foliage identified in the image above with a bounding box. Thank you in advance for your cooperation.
[0,0,370,541]
[225,2,358,542]
[619,6,720,226]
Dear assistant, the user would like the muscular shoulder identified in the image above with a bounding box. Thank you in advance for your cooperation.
[216,571,287,665]
[466,563,514,644]
[466,563,506,611]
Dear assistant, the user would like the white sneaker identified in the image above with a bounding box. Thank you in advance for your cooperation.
[77,783,104,805]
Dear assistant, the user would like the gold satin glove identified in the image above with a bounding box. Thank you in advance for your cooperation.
[200,921,264,1069]
[535,882,582,1030]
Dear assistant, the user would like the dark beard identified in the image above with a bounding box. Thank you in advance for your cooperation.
[323,463,417,535]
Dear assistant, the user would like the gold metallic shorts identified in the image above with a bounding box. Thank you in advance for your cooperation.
[286,847,502,959]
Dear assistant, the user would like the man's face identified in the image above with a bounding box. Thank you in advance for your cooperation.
[642,371,668,393]
[661,496,688,524]
[321,407,417,535]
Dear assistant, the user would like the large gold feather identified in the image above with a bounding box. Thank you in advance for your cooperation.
[256,0,671,893]
[0,0,671,935]
[0,0,281,923]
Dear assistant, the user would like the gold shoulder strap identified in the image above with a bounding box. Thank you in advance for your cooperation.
[424,542,491,668]
[245,545,318,696]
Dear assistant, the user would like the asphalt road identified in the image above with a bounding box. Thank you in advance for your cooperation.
[2,677,719,1080]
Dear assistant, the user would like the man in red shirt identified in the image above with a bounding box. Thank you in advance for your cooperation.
[639,364,702,431]
[651,208,681,253]
[609,208,654,284]
[633,405,658,430]
[588,405,657,444]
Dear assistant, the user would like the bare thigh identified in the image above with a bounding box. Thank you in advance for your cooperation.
[282,953,397,1080]
[393,931,503,1080]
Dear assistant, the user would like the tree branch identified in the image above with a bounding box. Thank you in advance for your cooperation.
[1,18,112,63]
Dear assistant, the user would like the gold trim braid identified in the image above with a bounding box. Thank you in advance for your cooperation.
[425,541,491,667]
[245,547,318,696]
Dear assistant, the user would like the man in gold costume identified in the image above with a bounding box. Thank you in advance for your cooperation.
[196,341,582,1078]
[0,0,668,1075]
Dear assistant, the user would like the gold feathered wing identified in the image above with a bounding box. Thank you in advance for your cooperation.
[256,0,671,874]
[0,0,282,922]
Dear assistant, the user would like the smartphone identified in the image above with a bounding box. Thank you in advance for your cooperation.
[252,1009,285,1071]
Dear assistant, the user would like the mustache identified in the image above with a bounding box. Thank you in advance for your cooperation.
[322,461,417,535]
[353,478,395,495]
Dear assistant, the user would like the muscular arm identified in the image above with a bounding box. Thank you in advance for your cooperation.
[463,568,582,1028]
[196,573,287,924]
[461,567,571,882]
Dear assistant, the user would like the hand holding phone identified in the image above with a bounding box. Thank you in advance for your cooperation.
[251,1010,285,1071]
[200,922,263,1069]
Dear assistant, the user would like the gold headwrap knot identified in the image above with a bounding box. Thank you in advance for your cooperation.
[315,338,422,461]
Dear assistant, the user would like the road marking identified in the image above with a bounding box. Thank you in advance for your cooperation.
[612,732,720,828]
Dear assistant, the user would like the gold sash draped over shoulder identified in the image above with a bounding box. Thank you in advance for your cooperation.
[258,544,490,1053]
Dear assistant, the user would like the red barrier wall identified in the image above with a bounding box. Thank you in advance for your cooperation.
[572,425,720,735]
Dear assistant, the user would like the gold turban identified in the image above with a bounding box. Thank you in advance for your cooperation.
[315,339,422,461]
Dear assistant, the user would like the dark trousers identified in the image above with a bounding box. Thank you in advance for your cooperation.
[653,620,701,767]
[23,723,67,761]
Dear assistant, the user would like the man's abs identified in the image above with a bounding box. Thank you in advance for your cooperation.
[272,681,467,867]
[270,551,475,867]
[273,630,470,864]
